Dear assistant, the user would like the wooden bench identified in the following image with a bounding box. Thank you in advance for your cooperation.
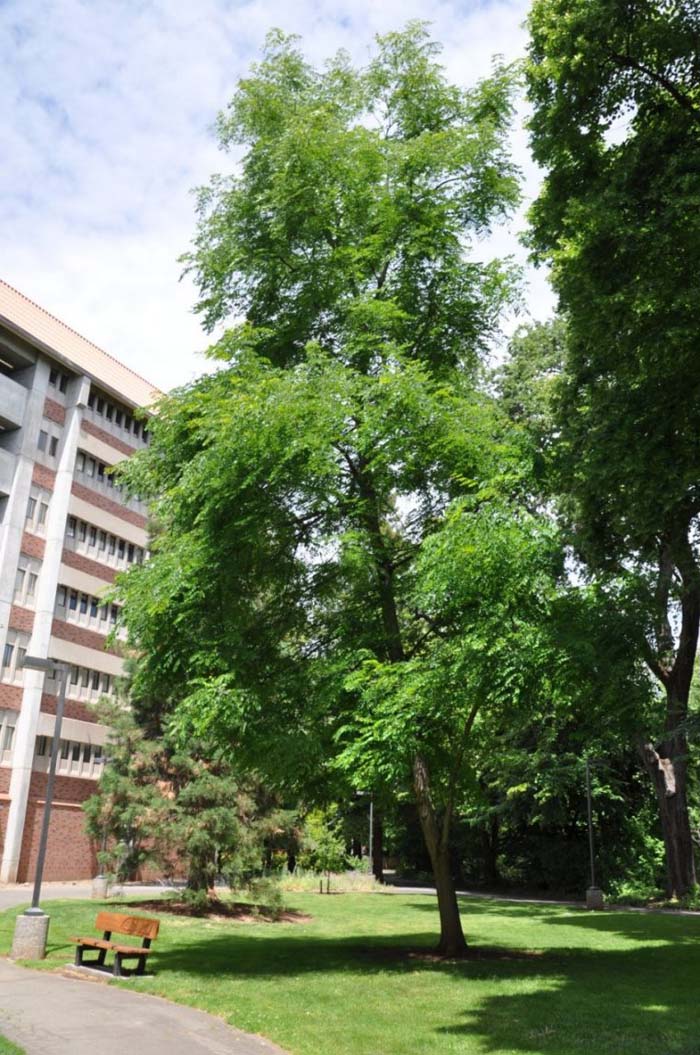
[71,912,160,977]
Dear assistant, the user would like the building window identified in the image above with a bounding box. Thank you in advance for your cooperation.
[0,709,17,761]
[25,489,51,535]
[36,735,50,757]
[49,436,58,457]
[1,631,30,684]
[37,430,48,452]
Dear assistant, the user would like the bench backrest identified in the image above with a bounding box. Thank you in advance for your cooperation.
[95,912,160,940]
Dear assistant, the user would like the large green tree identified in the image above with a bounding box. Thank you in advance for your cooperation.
[116,24,537,956]
[526,0,700,894]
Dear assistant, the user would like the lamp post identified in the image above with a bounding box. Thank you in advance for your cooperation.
[585,757,604,910]
[11,656,70,959]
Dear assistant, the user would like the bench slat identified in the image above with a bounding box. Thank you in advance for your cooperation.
[94,912,160,940]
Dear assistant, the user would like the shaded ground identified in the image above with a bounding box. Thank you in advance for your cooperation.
[128,897,310,924]
[2,892,700,1055]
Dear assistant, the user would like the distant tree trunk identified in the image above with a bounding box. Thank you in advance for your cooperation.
[643,706,696,897]
[413,754,468,957]
[360,464,467,954]
[643,552,699,897]
[372,810,384,883]
[351,837,362,858]
[482,814,500,888]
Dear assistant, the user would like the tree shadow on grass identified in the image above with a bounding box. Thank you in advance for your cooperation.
[33,896,700,1055]
[436,939,700,1055]
[142,922,700,1055]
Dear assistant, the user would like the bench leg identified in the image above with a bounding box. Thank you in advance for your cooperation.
[113,953,122,978]
[96,947,107,967]
[135,955,146,976]
[74,945,84,967]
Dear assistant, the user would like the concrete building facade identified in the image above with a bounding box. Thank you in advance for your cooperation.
[0,280,160,882]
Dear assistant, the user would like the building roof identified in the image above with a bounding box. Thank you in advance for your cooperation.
[0,279,163,408]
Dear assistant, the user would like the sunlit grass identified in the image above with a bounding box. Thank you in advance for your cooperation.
[2,892,699,1055]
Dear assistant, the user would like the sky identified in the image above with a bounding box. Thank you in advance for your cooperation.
[1,0,554,394]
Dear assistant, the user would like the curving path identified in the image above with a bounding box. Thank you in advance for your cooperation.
[0,960,288,1055]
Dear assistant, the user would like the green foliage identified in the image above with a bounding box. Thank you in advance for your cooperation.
[83,701,168,881]
[298,810,349,878]
[84,703,286,893]
[115,26,531,953]
[526,0,700,894]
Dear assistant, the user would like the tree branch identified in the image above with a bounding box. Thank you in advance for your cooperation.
[609,51,700,126]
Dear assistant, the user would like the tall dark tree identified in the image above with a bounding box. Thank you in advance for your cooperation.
[526,0,700,894]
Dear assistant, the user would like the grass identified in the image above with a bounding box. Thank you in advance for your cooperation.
[2,892,700,1055]
[0,1037,24,1055]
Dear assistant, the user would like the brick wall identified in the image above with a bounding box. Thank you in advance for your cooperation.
[32,464,56,491]
[43,397,66,425]
[9,605,34,634]
[21,532,45,559]
[0,685,23,711]
[61,547,117,584]
[82,419,137,457]
[71,481,147,529]
[40,692,98,723]
[18,771,98,881]
[51,617,118,656]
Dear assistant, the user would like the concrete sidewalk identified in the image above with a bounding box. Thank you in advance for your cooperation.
[0,881,168,912]
[0,959,287,1055]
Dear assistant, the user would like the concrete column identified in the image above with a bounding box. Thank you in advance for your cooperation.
[0,360,48,667]
[0,374,90,883]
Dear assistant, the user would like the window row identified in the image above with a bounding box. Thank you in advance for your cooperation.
[87,390,149,443]
[56,585,119,630]
[65,514,145,567]
[75,450,122,490]
[48,367,69,394]
[45,662,115,701]
[35,735,105,779]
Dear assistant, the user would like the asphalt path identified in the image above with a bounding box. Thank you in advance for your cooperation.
[0,959,288,1055]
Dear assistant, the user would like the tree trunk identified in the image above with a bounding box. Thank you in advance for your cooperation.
[642,718,696,897]
[372,810,384,883]
[643,543,699,897]
[482,814,500,888]
[357,464,467,951]
[413,754,468,957]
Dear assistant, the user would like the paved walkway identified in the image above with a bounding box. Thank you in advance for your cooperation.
[0,959,287,1055]
[0,880,166,912]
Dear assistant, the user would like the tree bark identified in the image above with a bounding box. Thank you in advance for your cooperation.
[413,754,468,957]
[372,809,384,883]
[482,814,500,888]
[357,462,468,952]
[642,536,699,897]
[642,716,696,897]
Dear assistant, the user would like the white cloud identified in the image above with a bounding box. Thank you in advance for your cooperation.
[0,0,553,392]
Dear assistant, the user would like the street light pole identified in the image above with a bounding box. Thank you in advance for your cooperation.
[10,656,70,960]
[368,795,374,878]
[26,661,69,916]
[585,756,604,910]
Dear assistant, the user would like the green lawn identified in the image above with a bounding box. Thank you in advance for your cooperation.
[2,893,699,1055]
[0,1037,24,1055]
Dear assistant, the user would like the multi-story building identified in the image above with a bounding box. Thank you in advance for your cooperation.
[0,279,160,883]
